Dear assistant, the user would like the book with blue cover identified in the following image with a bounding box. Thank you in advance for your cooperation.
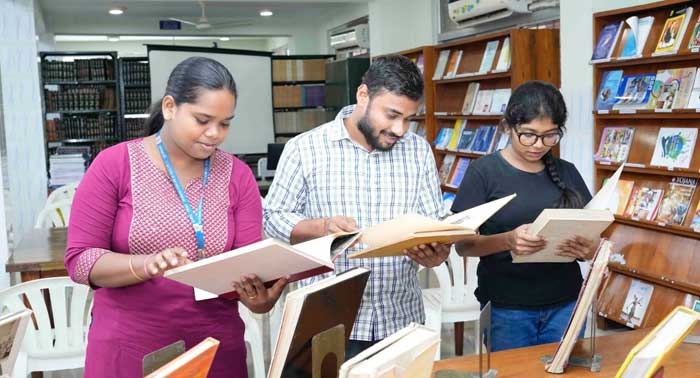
[613,73,656,109]
[592,21,623,61]
[596,70,623,110]
[469,125,497,154]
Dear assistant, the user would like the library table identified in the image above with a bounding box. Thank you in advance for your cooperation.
[432,325,700,377]
[5,227,68,282]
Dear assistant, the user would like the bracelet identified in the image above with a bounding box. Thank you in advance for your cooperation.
[143,254,153,278]
[128,255,146,281]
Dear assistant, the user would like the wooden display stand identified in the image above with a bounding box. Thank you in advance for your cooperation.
[590,0,700,330]
[311,324,345,378]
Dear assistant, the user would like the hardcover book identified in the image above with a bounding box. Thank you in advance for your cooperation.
[685,69,700,109]
[596,70,624,111]
[613,73,656,109]
[654,176,697,225]
[488,88,511,114]
[624,186,665,221]
[591,21,623,61]
[649,127,698,169]
[472,89,494,114]
[478,40,500,73]
[461,82,480,114]
[594,126,634,163]
[620,279,655,328]
[654,6,694,55]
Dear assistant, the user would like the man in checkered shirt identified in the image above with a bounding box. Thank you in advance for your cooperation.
[263,55,451,358]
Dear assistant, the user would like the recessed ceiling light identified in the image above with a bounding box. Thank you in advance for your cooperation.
[107,36,120,42]
[109,6,126,15]
[219,37,230,41]
[259,9,273,17]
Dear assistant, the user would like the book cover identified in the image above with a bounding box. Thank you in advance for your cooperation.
[492,127,511,151]
[438,154,456,185]
[634,16,655,56]
[494,37,511,71]
[269,268,371,378]
[672,67,697,109]
[447,157,470,189]
[443,50,463,79]
[432,50,451,80]
[456,127,476,152]
[685,69,700,109]
[689,14,700,49]
[489,88,511,114]
[469,125,497,154]
[648,68,682,110]
[442,192,456,212]
[613,73,656,109]
[605,178,635,216]
[592,21,623,60]
[625,186,664,221]
[445,119,465,150]
[145,338,220,378]
[649,127,698,169]
[434,127,454,150]
[163,233,360,300]
[594,127,634,163]
[478,40,500,73]
[461,82,480,114]
[654,176,697,225]
[654,7,692,54]
[472,89,494,114]
[620,279,654,327]
[619,28,637,58]
[415,53,425,74]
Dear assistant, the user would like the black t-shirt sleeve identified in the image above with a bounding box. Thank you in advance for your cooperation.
[451,160,489,213]
[560,160,593,204]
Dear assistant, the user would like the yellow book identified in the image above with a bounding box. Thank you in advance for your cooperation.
[615,306,699,378]
[446,120,464,150]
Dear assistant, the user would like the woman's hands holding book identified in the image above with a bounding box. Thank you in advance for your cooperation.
[404,242,451,268]
[234,274,290,313]
[555,235,598,260]
[143,248,191,278]
[507,224,546,255]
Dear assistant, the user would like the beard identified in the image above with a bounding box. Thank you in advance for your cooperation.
[357,110,401,152]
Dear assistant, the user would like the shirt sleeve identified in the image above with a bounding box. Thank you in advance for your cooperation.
[230,160,263,248]
[416,146,446,220]
[262,138,308,242]
[64,146,126,286]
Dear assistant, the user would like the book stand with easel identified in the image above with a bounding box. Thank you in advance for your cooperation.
[434,301,498,378]
[541,298,603,372]
[311,324,346,378]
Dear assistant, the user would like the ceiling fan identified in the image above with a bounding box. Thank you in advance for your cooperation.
[169,1,253,30]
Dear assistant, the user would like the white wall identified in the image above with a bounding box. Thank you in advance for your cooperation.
[559,0,659,191]
[54,38,272,57]
[0,0,48,288]
[369,0,438,56]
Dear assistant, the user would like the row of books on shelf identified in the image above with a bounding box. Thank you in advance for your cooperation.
[48,146,90,186]
[449,84,511,115]
[45,116,117,142]
[592,5,698,61]
[124,118,144,139]
[273,108,334,134]
[594,126,697,169]
[408,121,426,138]
[44,86,115,112]
[606,174,700,229]
[41,59,115,82]
[434,121,511,154]
[433,37,511,80]
[124,88,151,114]
[121,60,150,86]
[272,84,325,108]
[438,155,470,189]
[596,67,700,111]
[272,58,327,82]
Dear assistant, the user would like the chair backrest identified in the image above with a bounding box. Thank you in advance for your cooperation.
[432,247,479,305]
[257,158,275,180]
[46,182,79,205]
[34,199,73,228]
[0,277,93,357]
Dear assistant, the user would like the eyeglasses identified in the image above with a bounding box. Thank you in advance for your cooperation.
[514,130,562,147]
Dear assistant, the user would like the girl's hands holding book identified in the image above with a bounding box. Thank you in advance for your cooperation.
[508,224,546,255]
[555,235,598,260]
[234,274,290,313]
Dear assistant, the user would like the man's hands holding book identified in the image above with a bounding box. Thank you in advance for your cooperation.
[404,243,451,268]
[233,274,290,313]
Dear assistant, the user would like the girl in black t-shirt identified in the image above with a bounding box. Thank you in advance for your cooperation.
[452,81,598,352]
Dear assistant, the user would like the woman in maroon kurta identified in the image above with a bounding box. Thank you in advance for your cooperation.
[64,57,287,377]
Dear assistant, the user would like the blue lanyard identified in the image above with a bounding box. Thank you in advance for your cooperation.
[155,131,210,260]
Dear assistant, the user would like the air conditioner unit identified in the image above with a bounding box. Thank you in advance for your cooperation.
[448,0,555,28]
[330,24,370,50]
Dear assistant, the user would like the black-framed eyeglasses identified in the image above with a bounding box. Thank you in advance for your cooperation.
[514,130,562,147]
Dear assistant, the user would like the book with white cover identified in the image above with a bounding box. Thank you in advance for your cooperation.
[478,40,499,73]
[0,309,32,377]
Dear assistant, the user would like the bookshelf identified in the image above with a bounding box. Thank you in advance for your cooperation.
[40,51,120,188]
[271,55,335,143]
[589,0,700,330]
[119,57,151,140]
[428,28,561,196]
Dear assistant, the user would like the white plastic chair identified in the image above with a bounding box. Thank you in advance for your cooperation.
[0,276,93,377]
[422,247,481,359]
[238,304,265,378]
[34,199,73,228]
[46,182,79,205]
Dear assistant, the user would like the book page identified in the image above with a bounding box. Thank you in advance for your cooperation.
[585,163,624,210]
[444,193,516,228]
[294,231,361,261]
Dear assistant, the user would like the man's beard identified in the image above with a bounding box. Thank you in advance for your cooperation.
[357,111,401,152]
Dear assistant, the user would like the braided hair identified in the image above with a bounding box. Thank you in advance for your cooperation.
[503,81,584,209]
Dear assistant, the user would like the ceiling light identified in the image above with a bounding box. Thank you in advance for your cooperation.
[107,36,120,42]
[219,37,230,41]
[259,9,273,17]
[109,6,126,15]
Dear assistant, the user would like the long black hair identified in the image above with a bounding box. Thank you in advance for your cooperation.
[143,56,237,136]
[503,80,584,208]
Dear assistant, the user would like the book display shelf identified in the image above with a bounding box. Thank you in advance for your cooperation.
[590,0,700,330]
[271,54,335,143]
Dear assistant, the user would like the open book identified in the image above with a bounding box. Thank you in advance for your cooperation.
[144,337,220,378]
[269,267,370,378]
[0,309,32,378]
[544,239,612,373]
[512,164,622,264]
[615,306,699,378]
[338,323,439,378]
[163,232,360,300]
[349,194,516,259]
